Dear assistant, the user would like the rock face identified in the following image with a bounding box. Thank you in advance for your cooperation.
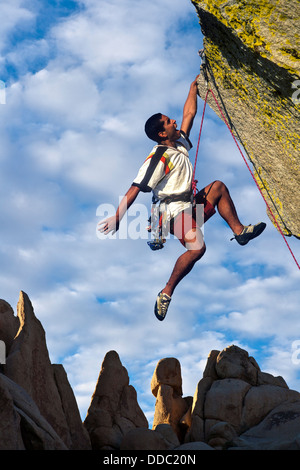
[192,0,300,238]
[185,345,300,449]
[1,292,300,450]
[151,358,192,440]
[147,345,300,450]
[0,373,67,450]
[84,350,148,450]
[0,292,91,450]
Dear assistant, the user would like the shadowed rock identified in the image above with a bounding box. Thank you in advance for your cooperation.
[84,350,148,449]
[192,0,300,237]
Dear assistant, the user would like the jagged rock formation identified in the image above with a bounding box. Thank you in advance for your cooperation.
[0,373,67,450]
[192,0,300,238]
[0,292,91,450]
[185,345,300,450]
[83,350,148,449]
[1,292,300,450]
[151,358,192,441]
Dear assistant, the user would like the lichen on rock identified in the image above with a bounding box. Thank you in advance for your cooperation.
[192,0,300,238]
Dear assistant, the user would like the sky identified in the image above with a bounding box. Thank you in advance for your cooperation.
[0,0,299,425]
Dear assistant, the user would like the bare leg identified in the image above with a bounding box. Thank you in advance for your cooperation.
[162,227,206,297]
[161,181,243,298]
[205,180,244,235]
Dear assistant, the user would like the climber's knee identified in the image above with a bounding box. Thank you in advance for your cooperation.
[206,180,229,206]
[184,227,206,257]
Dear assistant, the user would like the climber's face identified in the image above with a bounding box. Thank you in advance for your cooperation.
[159,115,181,142]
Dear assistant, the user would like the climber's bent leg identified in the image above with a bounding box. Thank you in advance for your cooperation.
[198,180,244,235]
[201,180,266,245]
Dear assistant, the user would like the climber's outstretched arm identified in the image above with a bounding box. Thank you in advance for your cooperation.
[180,75,199,137]
[98,185,140,235]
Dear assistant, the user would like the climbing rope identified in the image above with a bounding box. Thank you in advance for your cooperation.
[193,65,300,270]
[192,88,209,199]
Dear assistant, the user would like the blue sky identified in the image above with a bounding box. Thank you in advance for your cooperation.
[0,0,299,425]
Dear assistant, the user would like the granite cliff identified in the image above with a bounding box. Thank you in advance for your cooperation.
[1,292,300,451]
[192,0,300,238]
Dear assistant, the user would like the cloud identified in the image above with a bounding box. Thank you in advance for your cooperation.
[215,273,300,336]
[0,1,35,54]
[0,0,299,424]
[51,0,194,75]
[22,67,100,126]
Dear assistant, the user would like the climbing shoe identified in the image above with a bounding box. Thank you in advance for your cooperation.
[231,222,266,246]
[154,291,171,321]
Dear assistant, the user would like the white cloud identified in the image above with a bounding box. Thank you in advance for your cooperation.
[51,0,192,76]
[0,1,35,53]
[0,0,299,424]
[22,67,100,127]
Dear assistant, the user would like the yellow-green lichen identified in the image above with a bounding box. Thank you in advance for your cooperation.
[193,0,300,75]
[193,0,300,236]
[254,168,292,236]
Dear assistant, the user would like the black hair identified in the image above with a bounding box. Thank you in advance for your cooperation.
[144,113,164,142]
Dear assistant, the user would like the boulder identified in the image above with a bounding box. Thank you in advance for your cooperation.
[175,441,214,451]
[151,358,190,440]
[241,383,300,431]
[84,350,148,449]
[187,344,300,449]
[215,345,260,385]
[230,401,300,450]
[185,376,213,442]
[151,357,183,397]
[0,373,67,450]
[120,428,169,450]
[154,423,180,448]
[204,379,251,433]
[206,421,237,450]
[0,299,19,353]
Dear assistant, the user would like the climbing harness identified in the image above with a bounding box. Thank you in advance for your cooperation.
[147,193,192,250]
[196,50,300,270]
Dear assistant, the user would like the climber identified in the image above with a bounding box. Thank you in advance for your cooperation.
[98,75,266,321]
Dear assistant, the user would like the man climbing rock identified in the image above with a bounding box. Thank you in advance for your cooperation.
[98,76,266,321]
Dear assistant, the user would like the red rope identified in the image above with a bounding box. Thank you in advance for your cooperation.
[192,88,300,270]
[192,88,210,197]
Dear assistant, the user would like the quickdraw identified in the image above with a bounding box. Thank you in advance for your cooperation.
[147,198,167,250]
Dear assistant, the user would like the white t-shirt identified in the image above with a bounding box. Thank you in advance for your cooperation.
[132,131,193,220]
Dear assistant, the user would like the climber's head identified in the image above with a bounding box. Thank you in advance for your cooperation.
[145,113,180,143]
[144,113,164,142]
